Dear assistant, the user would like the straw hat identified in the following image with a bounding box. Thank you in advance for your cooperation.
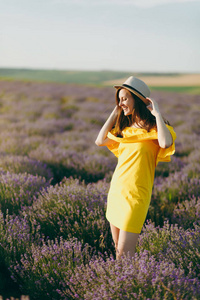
[114,76,150,105]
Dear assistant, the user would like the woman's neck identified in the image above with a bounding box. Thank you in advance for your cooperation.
[130,123,140,128]
[130,119,144,128]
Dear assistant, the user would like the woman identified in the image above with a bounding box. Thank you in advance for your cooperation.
[95,76,176,259]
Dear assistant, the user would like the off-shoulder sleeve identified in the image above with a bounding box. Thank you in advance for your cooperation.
[156,125,176,164]
[106,128,120,158]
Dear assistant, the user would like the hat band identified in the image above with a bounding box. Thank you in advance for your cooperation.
[122,84,146,99]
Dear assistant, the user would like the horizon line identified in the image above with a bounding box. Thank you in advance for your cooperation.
[0,67,199,75]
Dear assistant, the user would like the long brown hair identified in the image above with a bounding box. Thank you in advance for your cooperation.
[114,89,170,137]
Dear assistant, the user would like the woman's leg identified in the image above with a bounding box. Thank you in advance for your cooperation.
[110,223,120,255]
[117,230,139,259]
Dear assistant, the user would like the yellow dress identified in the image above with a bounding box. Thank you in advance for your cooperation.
[106,124,176,234]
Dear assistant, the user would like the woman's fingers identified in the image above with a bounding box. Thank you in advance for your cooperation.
[147,106,153,112]
[146,97,152,104]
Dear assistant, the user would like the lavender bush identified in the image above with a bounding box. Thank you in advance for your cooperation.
[0,212,41,264]
[61,221,200,299]
[24,177,114,254]
[29,146,115,184]
[181,149,200,179]
[0,170,49,215]
[171,196,200,229]
[0,154,53,181]
[64,250,199,300]
[10,238,93,300]
[0,212,41,295]
[0,132,42,156]
[148,171,200,226]
[0,79,199,298]
[138,220,200,277]
[8,220,200,300]
[155,156,185,177]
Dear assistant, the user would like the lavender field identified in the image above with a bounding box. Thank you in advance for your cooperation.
[0,79,199,299]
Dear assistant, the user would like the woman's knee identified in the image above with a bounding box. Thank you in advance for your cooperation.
[117,230,139,258]
[118,230,140,246]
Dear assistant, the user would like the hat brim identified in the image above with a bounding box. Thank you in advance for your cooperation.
[114,85,149,106]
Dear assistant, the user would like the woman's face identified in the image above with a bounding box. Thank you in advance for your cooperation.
[118,89,135,116]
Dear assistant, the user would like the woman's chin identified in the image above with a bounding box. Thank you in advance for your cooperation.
[124,111,131,116]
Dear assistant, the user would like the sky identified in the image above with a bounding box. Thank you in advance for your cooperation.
[1,0,200,73]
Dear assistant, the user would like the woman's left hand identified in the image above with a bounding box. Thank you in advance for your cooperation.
[146,98,173,148]
[146,97,161,117]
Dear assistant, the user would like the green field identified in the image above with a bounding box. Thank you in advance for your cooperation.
[149,85,200,94]
[0,68,199,94]
[0,68,134,85]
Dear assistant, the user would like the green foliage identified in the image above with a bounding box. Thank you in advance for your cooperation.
[0,68,133,85]
[150,85,200,94]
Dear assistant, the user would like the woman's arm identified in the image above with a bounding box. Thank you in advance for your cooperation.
[95,106,118,146]
[146,97,173,149]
